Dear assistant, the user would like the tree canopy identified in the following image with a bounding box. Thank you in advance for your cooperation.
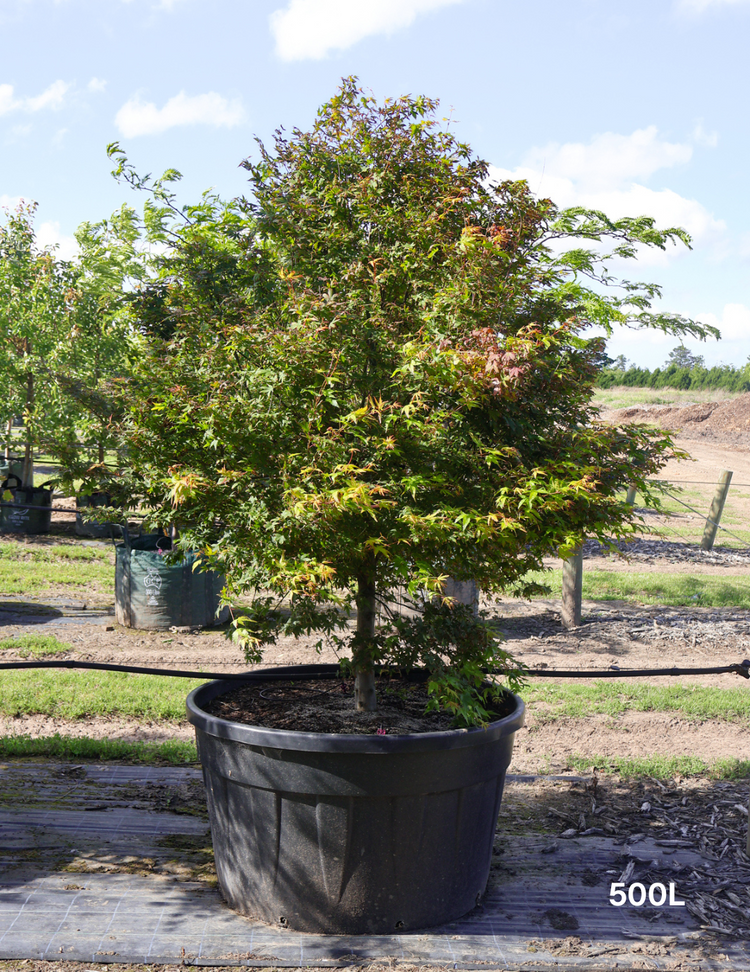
[108,80,715,723]
[0,203,73,486]
[0,201,143,493]
[665,345,705,370]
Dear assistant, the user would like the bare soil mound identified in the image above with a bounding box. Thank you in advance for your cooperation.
[603,393,750,446]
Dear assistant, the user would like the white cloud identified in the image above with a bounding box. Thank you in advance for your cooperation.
[0,80,71,116]
[36,220,79,260]
[599,304,750,369]
[25,79,70,111]
[0,84,18,115]
[270,0,467,60]
[515,126,692,194]
[674,0,750,14]
[696,303,750,341]
[6,123,32,142]
[692,122,718,147]
[87,77,107,94]
[115,90,246,137]
[0,194,22,209]
[488,126,725,259]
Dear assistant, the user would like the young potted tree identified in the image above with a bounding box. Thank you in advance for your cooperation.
[109,81,715,933]
[0,203,72,534]
[44,207,144,537]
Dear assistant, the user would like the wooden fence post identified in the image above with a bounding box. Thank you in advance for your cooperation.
[701,470,733,552]
[561,546,583,629]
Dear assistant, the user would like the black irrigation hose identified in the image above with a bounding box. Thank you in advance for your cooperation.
[0,660,308,679]
[1,659,749,680]
[515,660,750,679]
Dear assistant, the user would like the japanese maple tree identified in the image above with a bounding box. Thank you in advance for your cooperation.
[110,80,715,723]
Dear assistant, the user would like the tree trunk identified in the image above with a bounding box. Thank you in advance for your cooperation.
[4,417,11,460]
[354,564,377,712]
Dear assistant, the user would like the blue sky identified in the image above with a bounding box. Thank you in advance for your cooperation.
[2,0,749,369]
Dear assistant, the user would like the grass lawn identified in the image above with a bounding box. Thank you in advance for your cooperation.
[641,521,750,549]
[525,679,750,722]
[0,734,198,764]
[0,538,114,596]
[524,567,750,608]
[0,670,207,720]
[1,672,748,779]
[567,754,750,780]
[0,633,72,657]
[1,669,746,725]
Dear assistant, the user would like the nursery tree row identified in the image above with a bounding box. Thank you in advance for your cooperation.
[598,347,750,393]
[0,202,145,489]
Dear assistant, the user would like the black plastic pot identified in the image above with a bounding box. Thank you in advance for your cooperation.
[186,664,525,935]
[115,532,227,630]
[0,475,53,535]
[75,491,121,539]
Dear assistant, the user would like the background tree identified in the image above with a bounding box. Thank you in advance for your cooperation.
[666,345,705,370]
[45,206,144,494]
[0,203,73,488]
[109,81,716,723]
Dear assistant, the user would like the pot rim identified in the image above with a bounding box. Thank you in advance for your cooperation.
[186,663,525,754]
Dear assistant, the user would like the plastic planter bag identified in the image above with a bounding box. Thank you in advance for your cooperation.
[115,532,227,630]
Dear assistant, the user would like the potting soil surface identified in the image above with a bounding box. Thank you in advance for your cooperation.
[0,762,747,970]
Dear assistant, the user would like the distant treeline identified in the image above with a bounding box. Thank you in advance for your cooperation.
[598,364,750,392]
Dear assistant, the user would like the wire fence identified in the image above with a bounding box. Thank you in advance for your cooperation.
[658,489,750,551]
[632,472,750,551]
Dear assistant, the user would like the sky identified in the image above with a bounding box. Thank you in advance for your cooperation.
[1,0,749,369]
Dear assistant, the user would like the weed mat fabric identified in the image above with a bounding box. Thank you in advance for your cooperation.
[0,761,749,969]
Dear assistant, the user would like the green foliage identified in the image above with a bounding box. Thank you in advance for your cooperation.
[0,203,76,485]
[47,206,144,485]
[598,355,750,393]
[108,80,713,724]
[665,345,704,370]
[0,201,142,495]
[378,600,525,727]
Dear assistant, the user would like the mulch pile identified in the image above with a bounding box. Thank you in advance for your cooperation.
[607,393,750,446]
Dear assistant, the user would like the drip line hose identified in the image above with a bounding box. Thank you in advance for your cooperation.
[0,659,748,680]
